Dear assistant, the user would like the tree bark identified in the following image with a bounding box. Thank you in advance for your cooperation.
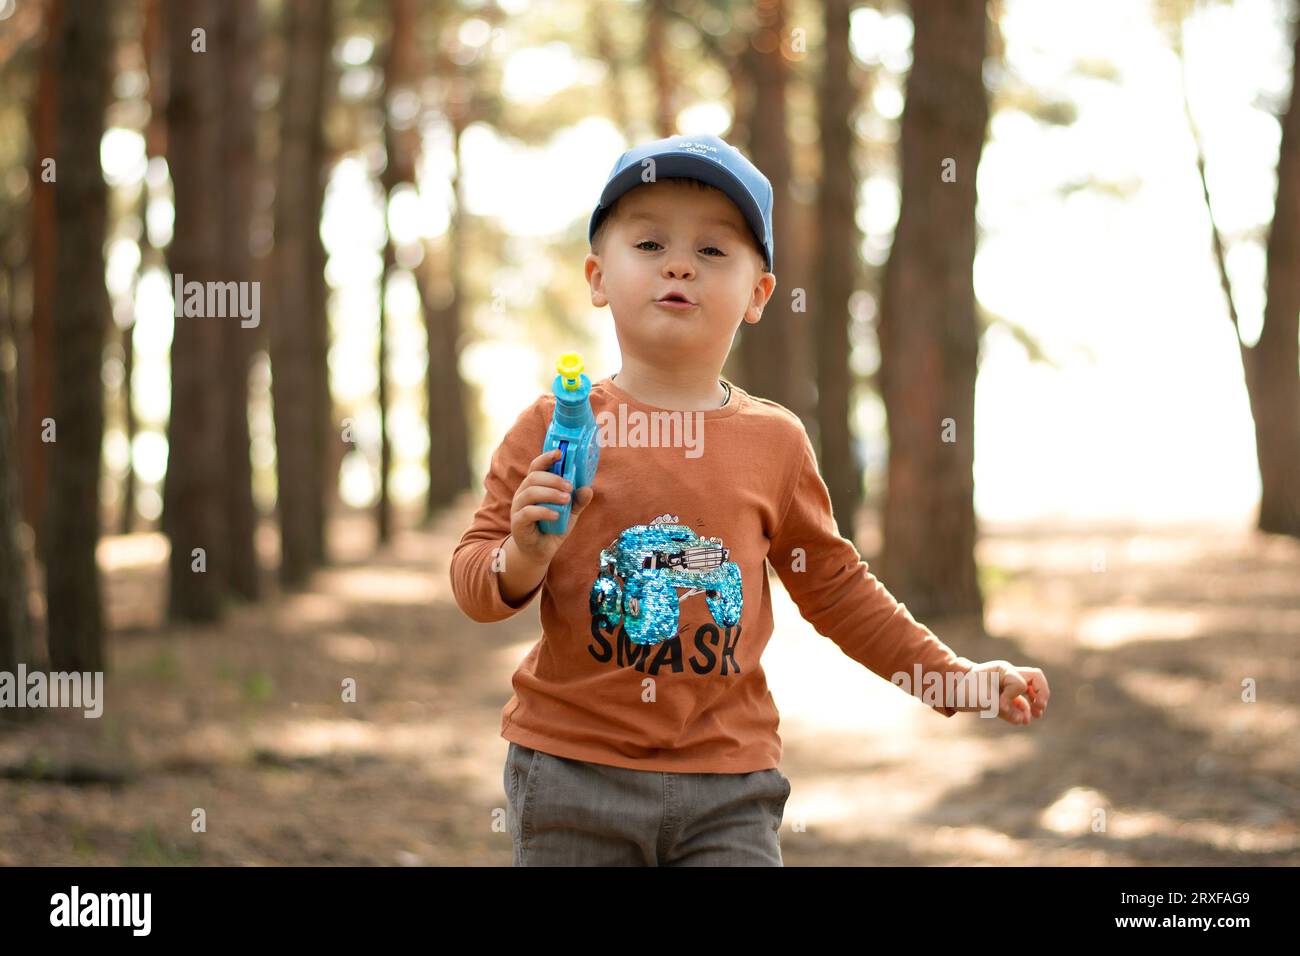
[592,5,632,135]
[163,0,224,622]
[218,0,261,597]
[119,316,136,535]
[271,0,332,587]
[815,0,865,543]
[424,44,472,518]
[120,0,165,538]
[21,0,60,566]
[645,0,677,137]
[877,0,987,622]
[733,0,803,421]
[1249,19,1300,537]
[376,0,419,544]
[1176,15,1300,537]
[0,252,31,675]
[45,0,112,669]
[309,1,335,568]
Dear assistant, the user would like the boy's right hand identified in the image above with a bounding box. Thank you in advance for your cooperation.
[509,448,596,566]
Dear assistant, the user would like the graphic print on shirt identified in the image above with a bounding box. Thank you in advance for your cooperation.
[586,514,745,676]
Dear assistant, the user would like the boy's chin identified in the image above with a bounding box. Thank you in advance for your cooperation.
[616,326,713,362]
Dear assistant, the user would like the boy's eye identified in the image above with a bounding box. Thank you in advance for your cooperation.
[634,240,726,257]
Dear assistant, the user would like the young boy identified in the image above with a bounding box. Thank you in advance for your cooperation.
[450,132,1049,867]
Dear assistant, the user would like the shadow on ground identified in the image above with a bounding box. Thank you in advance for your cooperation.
[1,505,1296,865]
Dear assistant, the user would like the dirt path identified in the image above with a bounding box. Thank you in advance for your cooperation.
[1,503,1297,865]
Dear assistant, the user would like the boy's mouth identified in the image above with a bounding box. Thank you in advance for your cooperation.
[655,291,697,310]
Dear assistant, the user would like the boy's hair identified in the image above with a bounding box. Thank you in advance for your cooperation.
[590,176,767,269]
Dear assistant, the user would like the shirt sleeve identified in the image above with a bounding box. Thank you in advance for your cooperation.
[767,424,975,717]
[449,394,553,623]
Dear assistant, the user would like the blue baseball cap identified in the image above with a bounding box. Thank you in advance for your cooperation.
[588,133,774,272]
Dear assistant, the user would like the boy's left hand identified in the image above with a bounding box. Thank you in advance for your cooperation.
[967,660,1050,725]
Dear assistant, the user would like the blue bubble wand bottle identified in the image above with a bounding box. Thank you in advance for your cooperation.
[539,352,600,535]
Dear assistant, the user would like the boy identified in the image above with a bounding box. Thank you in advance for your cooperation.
[450,133,1049,867]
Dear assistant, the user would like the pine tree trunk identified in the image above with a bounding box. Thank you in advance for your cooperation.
[877,0,987,622]
[121,0,165,538]
[271,0,332,587]
[815,0,864,542]
[425,57,471,518]
[421,269,472,515]
[163,0,224,622]
[733,0,803,420]
[377,241,393,541]
[645,0,676,137]
[218,0,262,598]
[376,0,418,544]
[1249,19,1300,537]
[21,0,60,567]
[45,0,112,669]
[119,317,136,535]
[592,7,632,134]
[309,2,334,568]
[426,260,472,509]
[0,258,31,675]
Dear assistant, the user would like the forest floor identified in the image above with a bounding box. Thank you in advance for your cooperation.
[1,499,1298,866]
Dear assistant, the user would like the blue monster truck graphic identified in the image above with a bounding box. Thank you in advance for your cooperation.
[588,515,743,646]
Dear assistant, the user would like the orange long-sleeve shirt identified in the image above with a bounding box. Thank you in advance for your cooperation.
[449,374,975,772]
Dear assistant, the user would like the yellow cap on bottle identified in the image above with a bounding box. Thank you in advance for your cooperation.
[557,352,584,390]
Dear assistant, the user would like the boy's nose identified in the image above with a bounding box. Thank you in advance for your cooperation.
[662,262,694,279]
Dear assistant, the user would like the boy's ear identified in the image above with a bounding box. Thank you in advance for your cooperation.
[585,253,608,307]
[745,270,775,323]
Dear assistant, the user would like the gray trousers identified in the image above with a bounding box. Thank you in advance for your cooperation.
[503,741,792,866]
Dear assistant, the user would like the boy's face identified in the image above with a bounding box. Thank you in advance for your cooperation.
[585,180,775,373]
